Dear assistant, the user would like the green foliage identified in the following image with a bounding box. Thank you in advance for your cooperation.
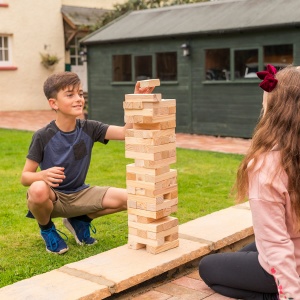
[0,128,243,288]
[93,0,209,30]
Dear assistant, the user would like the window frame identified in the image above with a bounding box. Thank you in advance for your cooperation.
[0,35,15,69]
[203,44,293,83]
[112,51,178,84]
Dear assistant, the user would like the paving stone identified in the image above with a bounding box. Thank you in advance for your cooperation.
[64,239,210,294]
[131,290,172,300]
[179,202,253,251]
[172,276,214,295]
[154,282,208,299]
[0,269,110,300]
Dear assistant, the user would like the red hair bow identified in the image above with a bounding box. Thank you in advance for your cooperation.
[256,64,278,92]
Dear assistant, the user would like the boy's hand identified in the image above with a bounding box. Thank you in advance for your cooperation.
[134,81,155,94]
[42,167,65,187]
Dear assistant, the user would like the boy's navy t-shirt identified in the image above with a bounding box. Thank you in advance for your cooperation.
[27,119,109,194]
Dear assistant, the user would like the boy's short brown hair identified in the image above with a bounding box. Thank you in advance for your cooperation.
[43,72,81,100]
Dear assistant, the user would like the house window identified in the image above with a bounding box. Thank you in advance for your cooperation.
[0,36,10,66]
[0,0,8,7]
[69,36,84,66]
[205,48,230,80]
[113,54,132,81]
[135,55,152,80]
[156,52,177,81]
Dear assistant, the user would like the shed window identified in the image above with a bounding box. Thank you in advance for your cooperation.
[0,36,10,65]
[156,52,177,81]
[113,54,132,81]
[236,49,259,79]
[205,49,230,80]
[135,55,152,80]
[264,44,293,69]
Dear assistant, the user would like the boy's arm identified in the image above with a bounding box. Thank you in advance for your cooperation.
[105,81,155,140]
[21,158,65,187]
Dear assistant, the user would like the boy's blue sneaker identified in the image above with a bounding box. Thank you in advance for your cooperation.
[63,218,97,245]
[40,225,69,254]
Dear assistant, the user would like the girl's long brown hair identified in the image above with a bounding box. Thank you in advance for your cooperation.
[235,65,300,229]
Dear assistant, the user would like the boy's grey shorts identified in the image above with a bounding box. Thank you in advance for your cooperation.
[50,186,110,218]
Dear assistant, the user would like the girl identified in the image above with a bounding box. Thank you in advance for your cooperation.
[199,65,300,299]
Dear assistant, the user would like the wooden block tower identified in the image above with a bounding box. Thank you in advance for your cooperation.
[124,79,179,254]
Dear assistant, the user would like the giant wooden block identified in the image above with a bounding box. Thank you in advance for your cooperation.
[124,100,176,116]
[128,225,178,241]
[124,113,175,124]
[125,141,176,154]
[124,87,178,254]
[127,163,170,177]
[134,156,177,168]
[125,94,161,102]
[125,148,176,161]
[126,177,177,196]
[133,120,176,130]
[139,79,160,88]
[128,216,178,232]
[128,205,177,220]
[127,165,177,183]
[125,128,176,145]
[146,239,179,254]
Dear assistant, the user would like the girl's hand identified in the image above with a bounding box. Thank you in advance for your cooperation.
[134,81,155,94]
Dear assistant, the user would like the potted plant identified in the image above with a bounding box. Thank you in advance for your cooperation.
[40,52,60,69]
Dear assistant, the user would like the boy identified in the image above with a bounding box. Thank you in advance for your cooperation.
[21,72,154,254]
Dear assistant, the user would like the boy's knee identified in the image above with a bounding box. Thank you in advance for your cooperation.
[28,181,50,203]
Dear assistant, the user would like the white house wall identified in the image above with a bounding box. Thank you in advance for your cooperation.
[0,0,65,111]
[61,0,127,9]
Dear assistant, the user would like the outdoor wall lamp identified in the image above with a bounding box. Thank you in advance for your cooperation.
[79,49,87,63]
[181,43,190,57]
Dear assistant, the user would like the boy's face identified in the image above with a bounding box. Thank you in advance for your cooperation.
[49,85,85,117]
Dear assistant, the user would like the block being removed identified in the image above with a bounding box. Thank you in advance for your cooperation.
[139,79,160,88]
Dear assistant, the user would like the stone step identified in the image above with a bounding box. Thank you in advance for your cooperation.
[0,202,253,300]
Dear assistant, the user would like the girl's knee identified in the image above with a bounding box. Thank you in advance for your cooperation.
[199,255,215,286]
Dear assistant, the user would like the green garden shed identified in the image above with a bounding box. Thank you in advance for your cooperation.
[82,0,300,138]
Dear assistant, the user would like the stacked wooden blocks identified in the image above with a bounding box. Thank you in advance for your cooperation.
[124,79,179,254]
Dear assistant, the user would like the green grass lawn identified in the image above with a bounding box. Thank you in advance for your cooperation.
[0,128,243,288]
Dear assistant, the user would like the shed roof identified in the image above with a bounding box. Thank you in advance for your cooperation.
[82,0,300,44]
